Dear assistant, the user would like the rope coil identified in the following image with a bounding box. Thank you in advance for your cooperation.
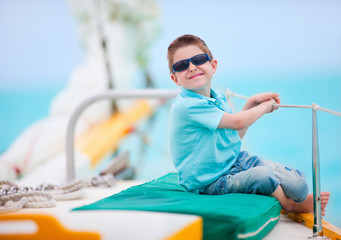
[0,174,115,214]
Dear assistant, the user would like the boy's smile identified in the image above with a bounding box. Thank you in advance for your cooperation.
[171,45,217,97]
[188,72,204,79]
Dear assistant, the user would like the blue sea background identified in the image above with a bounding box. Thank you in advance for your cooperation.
[1,0,340,229]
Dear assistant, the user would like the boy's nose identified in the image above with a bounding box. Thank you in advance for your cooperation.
[188,61,197,71]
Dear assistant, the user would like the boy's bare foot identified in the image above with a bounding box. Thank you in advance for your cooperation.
[320,192,330,216]
[287,192,330,216]
[271,186,330,216]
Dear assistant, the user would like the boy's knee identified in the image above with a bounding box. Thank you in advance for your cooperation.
[280,177,308,203]
[292,178,309,202]
[248,167,278,195]
[283,169,309,202]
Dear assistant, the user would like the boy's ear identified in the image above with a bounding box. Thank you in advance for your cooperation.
[171,73,181,86]
[211,59,218,74]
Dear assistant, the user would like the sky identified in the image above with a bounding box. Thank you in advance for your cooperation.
[154,0,341,79]
[0,0,341,88]
[0,1,83,88]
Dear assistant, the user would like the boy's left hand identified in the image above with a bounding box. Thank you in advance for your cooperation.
[250,92,280,108]
[242,92,280,112]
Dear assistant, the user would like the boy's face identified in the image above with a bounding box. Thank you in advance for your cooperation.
[170,45,217,96]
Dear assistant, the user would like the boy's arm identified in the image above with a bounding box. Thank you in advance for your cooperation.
[218,99,275,129]
[236,92,280,138]
[218,92,280,138]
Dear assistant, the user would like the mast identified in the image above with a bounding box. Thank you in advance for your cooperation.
[92,0,118,113]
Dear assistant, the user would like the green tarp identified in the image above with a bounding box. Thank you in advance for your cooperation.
[74,173,281,239]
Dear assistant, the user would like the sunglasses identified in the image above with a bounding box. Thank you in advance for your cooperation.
[172,53,211,73]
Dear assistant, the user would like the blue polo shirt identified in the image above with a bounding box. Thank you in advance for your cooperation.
[169,88,241,192]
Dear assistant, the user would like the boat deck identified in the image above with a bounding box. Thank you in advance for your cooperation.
[0,180,322,240]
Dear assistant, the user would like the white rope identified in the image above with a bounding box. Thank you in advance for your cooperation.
[0,174,115,214]
[52,190,87,201]
[274,104,312,109]
[0,191,56,214]
[318,106,341,116]
[226,89,341,116]
[226,89,249,100]
[0,197,27,214]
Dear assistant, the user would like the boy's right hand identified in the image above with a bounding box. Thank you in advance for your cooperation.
[260,98,277,113]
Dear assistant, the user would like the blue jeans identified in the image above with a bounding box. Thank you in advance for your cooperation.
[203,151,308,203]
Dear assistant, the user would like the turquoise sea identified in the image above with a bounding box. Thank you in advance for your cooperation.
[0,72,340,227]
[0,84,63,153]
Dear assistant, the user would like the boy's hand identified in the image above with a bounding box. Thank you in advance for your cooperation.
[260,99,278,113]
[221,93,279,131]
[252,92,280,105]
[245,92,280,110]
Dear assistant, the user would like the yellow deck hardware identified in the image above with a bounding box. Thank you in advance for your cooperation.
[76,100,153,168]
[287,213,341,240]
[165,217,202,240]
[0,214,100,240]
[0,211,202,240]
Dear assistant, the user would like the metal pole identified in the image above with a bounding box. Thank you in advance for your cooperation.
[66,89,179,181]
[312,103,323,237]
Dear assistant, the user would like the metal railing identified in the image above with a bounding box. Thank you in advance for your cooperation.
[66,89,179,181]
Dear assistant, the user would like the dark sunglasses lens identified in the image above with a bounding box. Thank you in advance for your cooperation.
[192,54,209,65]
[173,60,189,72]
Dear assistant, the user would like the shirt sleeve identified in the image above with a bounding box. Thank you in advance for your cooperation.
[188,100,224,131]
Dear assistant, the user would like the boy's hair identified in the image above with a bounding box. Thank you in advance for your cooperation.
[167,34,213,73]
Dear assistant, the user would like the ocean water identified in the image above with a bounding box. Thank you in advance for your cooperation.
[1,73,340,227]
[0,85,62,153]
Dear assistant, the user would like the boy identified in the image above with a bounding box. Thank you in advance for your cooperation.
[168,34,329,215]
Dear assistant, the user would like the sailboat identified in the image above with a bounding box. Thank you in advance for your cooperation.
[1,1,340,239]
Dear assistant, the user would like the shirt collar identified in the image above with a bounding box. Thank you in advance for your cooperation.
[180,88,223,103]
